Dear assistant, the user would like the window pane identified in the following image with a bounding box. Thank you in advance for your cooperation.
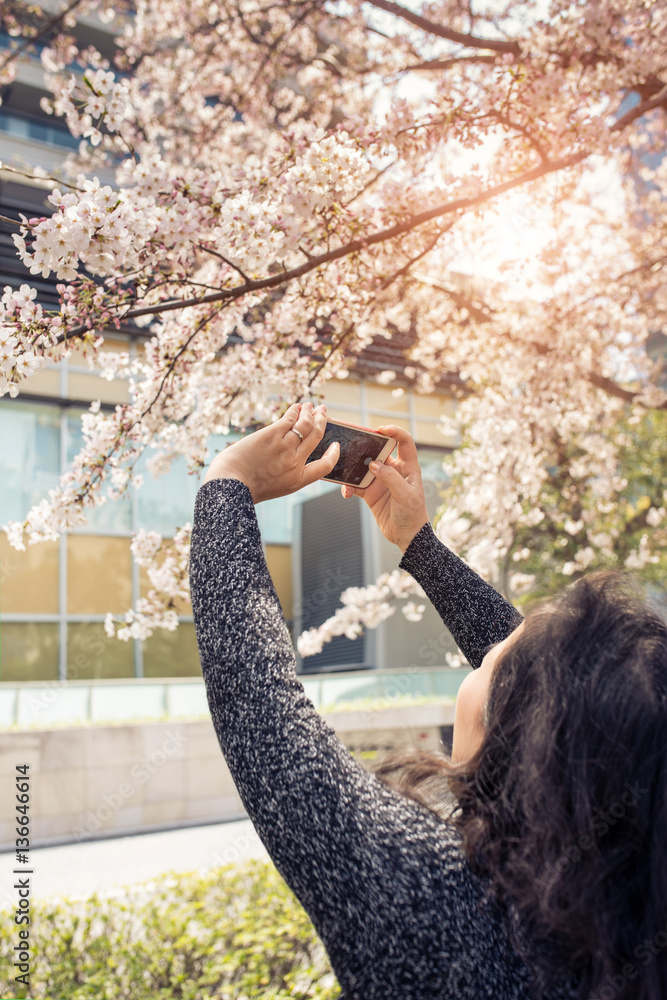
[67,623,134,680]
[259,480,338,544]
[0,622,59,682]
[0,402,60,526]
[416,448,451,483]
[141,622,201,678]
[137,451,204,535]
[67,535,132,615]
[67,412,132,533]
[0,534,59,614]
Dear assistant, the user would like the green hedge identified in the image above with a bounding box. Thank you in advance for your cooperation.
[0,859,340,999]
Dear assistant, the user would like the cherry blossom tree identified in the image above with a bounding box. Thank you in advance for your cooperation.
[1,0,666,655]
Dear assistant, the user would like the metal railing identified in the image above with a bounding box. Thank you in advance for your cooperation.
[0,666,470,729]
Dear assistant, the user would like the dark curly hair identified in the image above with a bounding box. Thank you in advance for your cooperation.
[373,570,667,999]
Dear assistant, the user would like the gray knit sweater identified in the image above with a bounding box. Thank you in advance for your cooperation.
[189,478,575,1000]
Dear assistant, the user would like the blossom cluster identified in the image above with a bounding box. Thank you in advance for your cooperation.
[12,180,158,281]
[297,571,427,658]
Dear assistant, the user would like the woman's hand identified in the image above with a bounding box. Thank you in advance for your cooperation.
[203,401,340,504]
[340,424,429,553]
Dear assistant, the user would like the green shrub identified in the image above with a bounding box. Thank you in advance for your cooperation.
[0,859,340,999]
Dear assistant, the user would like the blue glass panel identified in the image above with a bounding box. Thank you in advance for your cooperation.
[136,450,203,535]
[416,447,451,483]
[0,402,60,525]
[259,479,339,544]
[67,412,133,533]
[0,111,80,150]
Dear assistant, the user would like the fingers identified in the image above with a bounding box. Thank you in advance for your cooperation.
[376,423,419,468]
[369,459,424,509]
[283,400,327,442]
[302,440,339,488]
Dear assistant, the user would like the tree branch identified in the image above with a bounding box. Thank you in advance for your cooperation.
[57,149,587,342]
[419,281,667,411]
[0,0,87,75]
[363,0,521,54]
[610,83,667,131]
[404,54,497,71]
[52,85,667,348]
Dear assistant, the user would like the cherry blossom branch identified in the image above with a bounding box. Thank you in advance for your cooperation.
[490,111,552,164]
[363,0,521,54]
[0,162,81,191]
[0,214,25,229]
[415,278,667,410]
[0,0,86,75]
[56,149,588,343]
[404,54,498,71]
[303,225,450,388]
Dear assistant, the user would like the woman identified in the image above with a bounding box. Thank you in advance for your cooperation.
[189,400,667,1000]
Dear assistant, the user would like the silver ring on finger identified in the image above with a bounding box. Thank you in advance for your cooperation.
[289,427,304,441]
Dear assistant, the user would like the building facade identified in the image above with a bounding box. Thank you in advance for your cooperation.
[0,13,461,685]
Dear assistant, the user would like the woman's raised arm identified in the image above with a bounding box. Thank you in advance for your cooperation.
[341,423,523,669]
[189,477,528,999]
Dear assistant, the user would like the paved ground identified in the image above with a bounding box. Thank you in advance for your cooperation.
[2,818,269,903]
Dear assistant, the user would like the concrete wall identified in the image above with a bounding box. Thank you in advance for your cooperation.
[0,702,454,849]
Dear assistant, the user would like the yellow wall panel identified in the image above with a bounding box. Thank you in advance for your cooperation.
[68,372,130,404]
[1,623,59,682]
[365,383,409,414]
[67,336,131,367]
[67,535,132,615]
[265,544,293,618]
[21,367,60,397]
[319,379,361,408]
[414,420,455,447]
[321,406,362,425]
[413,392,457,420]
[0,535,59,615]
[381,415,411,436]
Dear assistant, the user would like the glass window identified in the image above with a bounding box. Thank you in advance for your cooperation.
[416,447,452,483]
[0,534,59,615]
[0,111,80,150]
[137,451,204,535]
[0,622,59,682]
[258,479,339,544]
[0,402,60,526]
[67,535,132,615]
[136,433,234,535]
[141,622,201,678]
[67,412,133,533]
[67,623,134,680]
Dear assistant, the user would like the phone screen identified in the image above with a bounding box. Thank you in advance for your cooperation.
[305,422,391,485]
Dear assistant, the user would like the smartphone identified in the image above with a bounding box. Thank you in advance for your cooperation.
[305,418,397,488]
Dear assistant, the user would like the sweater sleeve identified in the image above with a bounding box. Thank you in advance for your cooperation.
[398,522,523,669]
[188,478,532,1000]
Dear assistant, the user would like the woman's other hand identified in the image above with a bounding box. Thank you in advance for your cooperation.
[341,424,429,553]
[202,401,339,504]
